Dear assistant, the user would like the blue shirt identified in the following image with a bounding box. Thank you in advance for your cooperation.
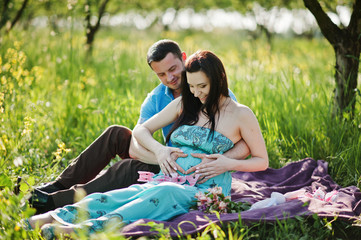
[138,83,237,145]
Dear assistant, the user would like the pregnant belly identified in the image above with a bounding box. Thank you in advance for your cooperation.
[176,147,205,174]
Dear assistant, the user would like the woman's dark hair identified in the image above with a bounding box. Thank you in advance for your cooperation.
[147,39,183,67]
[166,50,229,143]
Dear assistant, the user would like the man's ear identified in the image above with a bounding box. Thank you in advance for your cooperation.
[182,52,187,61]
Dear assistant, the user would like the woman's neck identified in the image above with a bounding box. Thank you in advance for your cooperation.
[218,96,230,109]
[203,96,230,114]
[197,96,230,124]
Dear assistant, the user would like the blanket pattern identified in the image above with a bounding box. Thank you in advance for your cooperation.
[120,158,361,237]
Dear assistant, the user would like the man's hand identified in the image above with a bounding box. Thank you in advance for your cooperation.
[186,153,230,184]
[156,147,187,176]
[223,139,250,160]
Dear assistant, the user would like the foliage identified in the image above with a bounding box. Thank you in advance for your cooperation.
[143,212,358,239]
[0,188,37,239]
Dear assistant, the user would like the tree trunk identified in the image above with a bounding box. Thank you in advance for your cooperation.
[85,0,110,58]
[334,33,360,115]
[259,24,273,51]
[7,0,29,33]
[86,27,96,56]
[0,0,11,31]
[303,0,361,117]
[0,0,29,34]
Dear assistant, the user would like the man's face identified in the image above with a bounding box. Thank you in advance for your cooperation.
[150,52,184,93]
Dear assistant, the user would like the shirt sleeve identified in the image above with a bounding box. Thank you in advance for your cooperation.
[137,93,157,124]
[228,89,238,102]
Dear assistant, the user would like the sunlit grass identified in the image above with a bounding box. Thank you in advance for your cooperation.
[0,26,360,239]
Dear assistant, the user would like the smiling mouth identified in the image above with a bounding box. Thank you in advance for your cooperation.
[169,79,178,85]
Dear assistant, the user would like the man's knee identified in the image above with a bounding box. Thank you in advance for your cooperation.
[105,125,132,139]
[105,125,133,151]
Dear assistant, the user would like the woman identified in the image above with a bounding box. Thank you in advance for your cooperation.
[27,50,268,239]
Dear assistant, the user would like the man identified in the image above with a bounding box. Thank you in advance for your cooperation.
[29,39,250,214]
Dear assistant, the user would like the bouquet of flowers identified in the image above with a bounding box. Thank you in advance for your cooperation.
[193,187,250,214]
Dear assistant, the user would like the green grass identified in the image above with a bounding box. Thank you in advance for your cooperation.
[0,26,360,239]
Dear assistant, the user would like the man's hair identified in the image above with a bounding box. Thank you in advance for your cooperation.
[166,50,229,143]
[147,39,183,67]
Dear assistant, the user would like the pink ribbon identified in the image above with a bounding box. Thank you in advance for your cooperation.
[138,171,200,186]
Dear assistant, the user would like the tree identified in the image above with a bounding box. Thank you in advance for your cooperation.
[0,0,29,34]
[230,0,360,117]
[84,0,110,57]
[303,0,360,117]
[83,0,156,57]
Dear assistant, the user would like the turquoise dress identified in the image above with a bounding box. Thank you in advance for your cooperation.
[49,125,234,234]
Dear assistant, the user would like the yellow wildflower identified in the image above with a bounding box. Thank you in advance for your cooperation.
[14,41,22,50]
[3,63,11,72]
[1,76,6,85]
[53,142,71,160]
[21,116,35,136]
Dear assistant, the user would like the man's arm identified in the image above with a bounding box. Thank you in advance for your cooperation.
[223,139,250,159]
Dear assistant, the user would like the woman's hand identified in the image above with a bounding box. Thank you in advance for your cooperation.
[188,153,230,184]
[155,146,187,176]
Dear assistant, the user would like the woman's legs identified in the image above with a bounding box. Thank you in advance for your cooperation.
[50,159,160,210]
[41,223,81,239]
[28,183,151,235]
[28,212,82,238]
[28,212,54,229]
[84,183,198,225]
[29,183,198,237]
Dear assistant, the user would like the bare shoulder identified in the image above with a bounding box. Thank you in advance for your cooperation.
[229,101,255,120]
[175,96,183,103]
[172,97,183,115]
[158,97,183,117]
[168,97,182,108]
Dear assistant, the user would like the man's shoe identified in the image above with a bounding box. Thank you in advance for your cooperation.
[13,176,22,195]
[29,189,49,206]
[37,182,66,194]
[28,189,55,214]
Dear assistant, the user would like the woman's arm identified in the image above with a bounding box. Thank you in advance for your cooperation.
[232,106,269,171]
[128,133,158,164]
[133,98,185,175]
[129,131,188,173]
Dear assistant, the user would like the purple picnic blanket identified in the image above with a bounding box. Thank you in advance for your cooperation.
[120,158,361,237]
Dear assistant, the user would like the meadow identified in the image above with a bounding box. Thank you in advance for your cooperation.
[0,26,360,239]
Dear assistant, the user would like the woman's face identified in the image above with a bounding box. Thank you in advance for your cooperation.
[187,71,211,104]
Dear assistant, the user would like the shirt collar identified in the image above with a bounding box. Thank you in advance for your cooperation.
[165,85,175,100]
